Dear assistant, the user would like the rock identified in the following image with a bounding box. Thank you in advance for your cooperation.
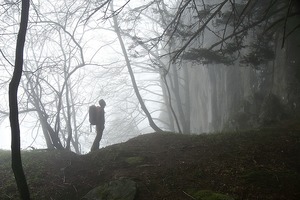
[82,179,137,200]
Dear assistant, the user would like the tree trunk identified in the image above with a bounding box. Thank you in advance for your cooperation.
[183,66,191,132]
[38,112,55,149]
[169,61,188,133]
[162,73,182,133]
[9,0,30,199]
[111,2,163,133]
[46,123,64,150]
[65,77,73,150]
[70,89,80,154]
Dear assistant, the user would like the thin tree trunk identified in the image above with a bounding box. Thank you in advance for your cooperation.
[162,73,182,133]
[37,112,55,149]
[170,61,187,133]
[70,89,80,153]
[65,78,73,150]
[46,123,64,149]
[9,0,30,199]
[160,77,175,131]
[183,66,191,133]
[111,2,162,132]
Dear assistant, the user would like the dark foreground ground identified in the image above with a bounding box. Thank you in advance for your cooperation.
[0,121,300,200]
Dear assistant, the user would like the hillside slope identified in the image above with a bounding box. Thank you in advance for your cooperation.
[0,123,300,199]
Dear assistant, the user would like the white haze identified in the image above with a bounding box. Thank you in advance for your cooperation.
[0,0,165,152]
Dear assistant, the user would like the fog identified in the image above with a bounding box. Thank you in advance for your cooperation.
[1,0,299,154]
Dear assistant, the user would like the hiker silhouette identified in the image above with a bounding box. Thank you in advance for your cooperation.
[91,99,106,151]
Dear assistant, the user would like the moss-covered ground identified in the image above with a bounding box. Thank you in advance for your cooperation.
[0,120,300,199]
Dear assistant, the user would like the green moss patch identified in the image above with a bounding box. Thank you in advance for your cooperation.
[125,156,144,165]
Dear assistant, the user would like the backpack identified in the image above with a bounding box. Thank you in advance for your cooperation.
[89,105,98,125]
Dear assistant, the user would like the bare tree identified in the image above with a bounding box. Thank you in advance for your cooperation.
[111,1,163,132]
[9,0,30,199]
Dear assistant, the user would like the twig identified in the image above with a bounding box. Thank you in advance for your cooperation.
[60,160,72,183]
[183,190,196,199]
[281,0,293,48]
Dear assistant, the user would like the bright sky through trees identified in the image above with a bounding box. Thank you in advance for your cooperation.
[0,0,165,152]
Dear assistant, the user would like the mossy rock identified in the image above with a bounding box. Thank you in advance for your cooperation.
[125,156,144,165]
[193,190,234,200]
[82,179,137,200]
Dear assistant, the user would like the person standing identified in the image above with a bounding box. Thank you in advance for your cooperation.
[91,99,106,151]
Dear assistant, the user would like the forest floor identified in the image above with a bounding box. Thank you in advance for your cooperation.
[0,120,300,200]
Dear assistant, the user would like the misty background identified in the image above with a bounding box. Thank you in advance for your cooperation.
[0,0,299,154]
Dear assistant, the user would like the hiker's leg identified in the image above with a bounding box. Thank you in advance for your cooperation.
[91,126,103,151]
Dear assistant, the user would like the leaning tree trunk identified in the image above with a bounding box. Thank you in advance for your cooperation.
[122,32,179,132]
[111,2,162,132]
[8,0,30,199]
